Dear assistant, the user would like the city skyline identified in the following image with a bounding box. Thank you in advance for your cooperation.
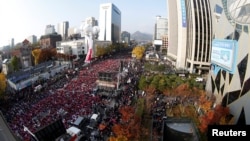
[0,0,167,47]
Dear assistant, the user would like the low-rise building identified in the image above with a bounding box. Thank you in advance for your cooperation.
[40,33,62,48]
[56,39,85,61]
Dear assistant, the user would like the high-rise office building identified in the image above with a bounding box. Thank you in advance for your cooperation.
[58,21,69,40]
[185,0,212,74]
[121,31,130,44]
[167,0,187,70]
[85,17,98,27]
[154,16,168,40]
[45,25,56,35]
[98,3,121,43]
[206,0,250,124]
[10,38,14,48]
[153,16,168,52]
[167,0,212,74]
[27,35,37,44]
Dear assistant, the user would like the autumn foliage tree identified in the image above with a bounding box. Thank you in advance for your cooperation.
[32,48,57,65]
[132,46,145,60]
[39,48,57,62]
[199,104,232,133]
[95,45,107,58]
[0,72,7,99]
[198,93,214,113]
[111,106,141,140]
[32,48,41,65]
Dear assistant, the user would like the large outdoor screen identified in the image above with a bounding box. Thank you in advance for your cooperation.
[211,39,238,73]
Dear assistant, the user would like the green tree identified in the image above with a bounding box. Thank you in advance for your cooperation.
[10,56,19,71]
[158,78,166,92]
[150,75,160,89]
[138,76,148,90]
[96,45,106,58]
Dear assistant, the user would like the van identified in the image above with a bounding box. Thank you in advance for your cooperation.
[86,114,100,130]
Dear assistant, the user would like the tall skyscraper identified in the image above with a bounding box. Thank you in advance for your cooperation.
[153,16,168,52]
[154,16,168,40]
[58,21,69,40]
[185,0,212,74]
[10,38,14,48]
[45,25,56,35]
[167,0,187,70]
[121,31,130,44]
[85,17,98,27]
[98,3,121,43]
[167,0,212,74]
[27,35,37,44]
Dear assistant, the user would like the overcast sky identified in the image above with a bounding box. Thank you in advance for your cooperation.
[0,0,167,47]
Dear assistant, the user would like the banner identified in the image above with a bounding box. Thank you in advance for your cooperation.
[84,35,93,63]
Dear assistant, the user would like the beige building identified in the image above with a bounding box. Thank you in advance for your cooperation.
[167,0,212,74]
[206,0,250,124]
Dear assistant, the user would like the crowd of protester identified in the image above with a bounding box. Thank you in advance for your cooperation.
[3,51,144,141]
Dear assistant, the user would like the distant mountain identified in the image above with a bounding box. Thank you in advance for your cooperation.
[131,31,153,42]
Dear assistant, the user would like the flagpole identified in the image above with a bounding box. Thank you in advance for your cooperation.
[23,125,39,141]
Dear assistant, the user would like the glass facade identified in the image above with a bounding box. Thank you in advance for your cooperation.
[99,3,121,43]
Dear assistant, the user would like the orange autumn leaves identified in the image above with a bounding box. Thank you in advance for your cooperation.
[198,104,233,133]
[109,106,142,141]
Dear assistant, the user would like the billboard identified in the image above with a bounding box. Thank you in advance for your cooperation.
[211,39,238,73]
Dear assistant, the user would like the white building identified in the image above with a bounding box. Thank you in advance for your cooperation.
[153,16,168,52]
[26,35,37,44]
[1,59,9,75]
[154,16,168,40]
[167,0,212,74]
[206,0,250,124]
[56,39,85,61]
[98,3,121,43]
[167,0,187,70]
[45,25,56,35]
[58,21,69,40]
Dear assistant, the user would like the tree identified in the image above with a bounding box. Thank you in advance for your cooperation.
[108,135,128,141]
[198,104,231,133]
[0,72,7,99]
[132,46,145,60]
[138,76,148,90]
[10,56,20,71]
[39,48,57,62]
[32,48,41,65]
[112,106,141,140]
[95,45,106,58]
[199,94,213,112]
[150,75,160,89]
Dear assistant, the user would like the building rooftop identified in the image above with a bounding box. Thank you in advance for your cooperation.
[0,112,18,141]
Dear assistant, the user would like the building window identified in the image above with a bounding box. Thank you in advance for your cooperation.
[243,25,248,33]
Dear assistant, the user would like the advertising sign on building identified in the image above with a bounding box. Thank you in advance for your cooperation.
[211,39,238,74]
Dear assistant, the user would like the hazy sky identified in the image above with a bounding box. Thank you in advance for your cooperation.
[0,0,167,47]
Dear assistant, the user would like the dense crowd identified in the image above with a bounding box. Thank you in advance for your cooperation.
[3,51,144,141]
